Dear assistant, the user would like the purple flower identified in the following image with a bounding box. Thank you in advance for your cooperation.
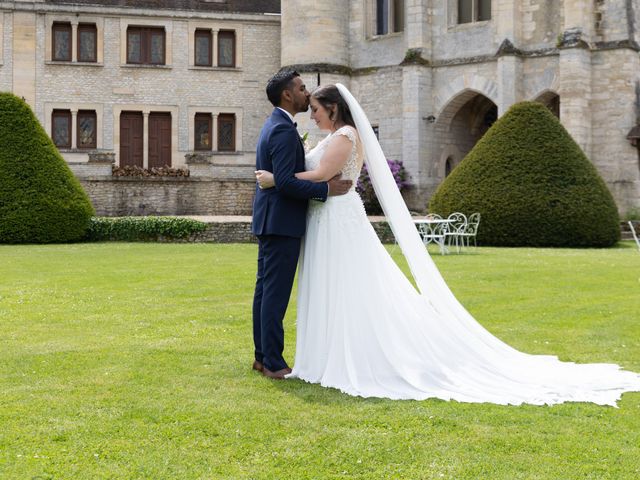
[356,159,411,215]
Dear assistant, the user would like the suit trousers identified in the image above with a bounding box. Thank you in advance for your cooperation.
[252,234,301,372]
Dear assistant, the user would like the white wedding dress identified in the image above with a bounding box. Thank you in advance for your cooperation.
[287,87,640,406]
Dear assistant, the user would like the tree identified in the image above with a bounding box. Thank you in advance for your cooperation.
[429,101,620,247]
[0,93,95,243]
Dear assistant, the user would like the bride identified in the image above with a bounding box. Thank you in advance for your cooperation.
[255,83,640,406]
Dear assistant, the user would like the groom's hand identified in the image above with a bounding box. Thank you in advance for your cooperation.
[327,174,352,196]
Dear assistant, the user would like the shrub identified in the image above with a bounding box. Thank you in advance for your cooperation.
[357,159,411,215]
[85,216,208,241]
[429,101,620,247]
[0,93,95,243]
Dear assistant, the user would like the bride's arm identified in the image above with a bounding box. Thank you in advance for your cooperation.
[295,135,352,182]
[255,132,354,188]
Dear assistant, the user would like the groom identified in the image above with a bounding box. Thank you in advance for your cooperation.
[251,69,352,379]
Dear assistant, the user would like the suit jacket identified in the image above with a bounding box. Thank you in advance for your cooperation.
[251,108,328,238]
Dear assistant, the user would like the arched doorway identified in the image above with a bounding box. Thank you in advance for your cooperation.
[433,90,498,179]
[445,156,454,177]
[534,91,560,118]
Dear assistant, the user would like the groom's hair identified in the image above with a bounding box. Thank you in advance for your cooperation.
[266,69,300,107]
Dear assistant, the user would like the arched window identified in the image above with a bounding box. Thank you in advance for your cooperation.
[534,92,560,119]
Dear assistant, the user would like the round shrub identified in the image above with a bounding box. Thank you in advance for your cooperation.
[0,93,95,243]
[429,101,620,247]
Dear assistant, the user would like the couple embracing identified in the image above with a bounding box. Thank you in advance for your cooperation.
[250,69,640,405]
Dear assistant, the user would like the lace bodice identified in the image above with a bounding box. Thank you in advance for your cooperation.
[305,126,363,189]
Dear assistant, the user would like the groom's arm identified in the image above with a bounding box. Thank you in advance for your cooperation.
[269,125,328,202]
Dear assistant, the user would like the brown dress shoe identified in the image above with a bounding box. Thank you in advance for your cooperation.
[252,360,264,372]
[262,367,292,379]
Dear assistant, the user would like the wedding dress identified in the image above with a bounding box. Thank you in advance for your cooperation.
[287,85,640,406]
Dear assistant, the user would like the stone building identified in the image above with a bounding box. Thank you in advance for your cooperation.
[284,0,640,215]
[2,0,640,215]
[1,0,280,215]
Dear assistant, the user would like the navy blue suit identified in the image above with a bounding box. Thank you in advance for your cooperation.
[251,108,328,371]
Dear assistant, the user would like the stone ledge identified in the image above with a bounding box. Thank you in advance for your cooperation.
[163,217,635,244]
[164,216,394,243]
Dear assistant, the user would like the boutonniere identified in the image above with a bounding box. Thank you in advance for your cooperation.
[300,131,310,153]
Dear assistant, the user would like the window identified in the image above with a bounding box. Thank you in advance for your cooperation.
[52,110,71,148]
[77,110,97,149]
[78,23,97,62]
[195,113,212,150]
[195,29,212,66]
[52,22,72,61]
[217,30,235,67]
[217,114,236,151]
[375,0,404,35]
[127,27,165,65]
[458,0,491,24]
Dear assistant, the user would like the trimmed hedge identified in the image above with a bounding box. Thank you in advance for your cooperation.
[429,101,620,247]
[86,216,208,241]
[0,93,95,243]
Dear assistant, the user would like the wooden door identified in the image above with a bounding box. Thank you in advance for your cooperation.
[120,112,143,167]
[148,112,172,168]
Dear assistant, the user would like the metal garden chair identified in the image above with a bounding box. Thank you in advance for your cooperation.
[456,212,481,249]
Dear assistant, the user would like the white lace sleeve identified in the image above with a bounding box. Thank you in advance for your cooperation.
[331,126,361,184]
[334,126,357,145]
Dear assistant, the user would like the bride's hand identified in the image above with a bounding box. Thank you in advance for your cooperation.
[255,170,275,189]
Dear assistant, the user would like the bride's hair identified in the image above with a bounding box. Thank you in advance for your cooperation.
[312,84,356,129]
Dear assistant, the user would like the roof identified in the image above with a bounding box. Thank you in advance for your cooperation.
[44,0,281,14]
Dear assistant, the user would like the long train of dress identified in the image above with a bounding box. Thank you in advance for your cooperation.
[287,125,640,406]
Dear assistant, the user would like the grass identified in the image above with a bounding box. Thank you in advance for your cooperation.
[1,242,639,479]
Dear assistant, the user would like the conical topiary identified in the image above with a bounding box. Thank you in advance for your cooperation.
[429,101,620,247]
[0,93,95,243]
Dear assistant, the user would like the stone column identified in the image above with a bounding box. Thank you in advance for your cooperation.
[558,0,594,156]
[494,0,521,44]
[402,65,433,210]
[496,52,521,116]
[212,113,218,152]
[143,111,150,169]
[559,47,592,155]
[405,0,430,53]
[71,109,78,149]
[212,30,218,66]
[12,11,37,107]
[494,0,522,116]
[281,0,349,68]
[563,0,595,40]
[71,21,79,62]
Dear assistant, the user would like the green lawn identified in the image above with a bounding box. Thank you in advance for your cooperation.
[1,242,639,479]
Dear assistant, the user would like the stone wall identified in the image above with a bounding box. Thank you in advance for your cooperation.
[164,218,634,244]
[0,12,12,92]
[177,218,396,244]
[621,220,640,241]
[351,68,405,161]
[79,176,255,216]
[590,48,640,212]
[5,4,281,169]
[520,0,563,48]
